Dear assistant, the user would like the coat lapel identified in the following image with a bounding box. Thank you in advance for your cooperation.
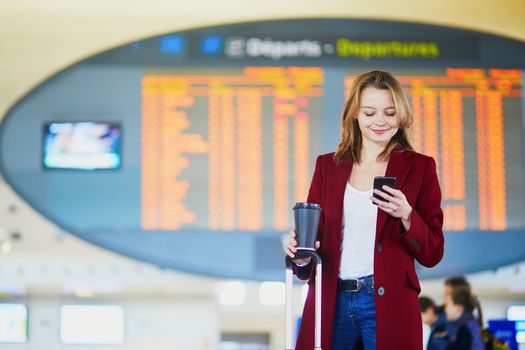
[376,148,412,241]
[334,159,352,237]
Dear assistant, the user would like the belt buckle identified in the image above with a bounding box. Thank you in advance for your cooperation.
[346,279,361,292]
[354,279,362,292]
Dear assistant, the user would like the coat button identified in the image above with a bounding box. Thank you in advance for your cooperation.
[376,243,382,252]
[378,287,385,296]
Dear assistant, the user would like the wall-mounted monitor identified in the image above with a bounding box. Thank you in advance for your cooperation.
[43,122,121,170]
[0,303,28,343]
[60,304,124,344]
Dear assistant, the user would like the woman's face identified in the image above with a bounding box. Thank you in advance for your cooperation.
[444,295,463,321]
[356,87,399,146]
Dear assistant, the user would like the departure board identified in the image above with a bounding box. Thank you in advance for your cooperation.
[141,67,323,231]
[140,67,524,232]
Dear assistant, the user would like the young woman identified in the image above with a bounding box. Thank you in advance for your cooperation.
[285,70,444,349]
[444,289,484,350]
[429,276,474,350]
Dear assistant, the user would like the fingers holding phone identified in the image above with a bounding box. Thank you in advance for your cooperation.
[370,176,413,225]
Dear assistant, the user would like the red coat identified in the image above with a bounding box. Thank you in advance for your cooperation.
[295,148,444,350]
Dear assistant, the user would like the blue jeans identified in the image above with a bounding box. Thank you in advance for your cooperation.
[331,275,376,350]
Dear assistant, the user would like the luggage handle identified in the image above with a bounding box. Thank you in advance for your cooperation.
[285,249,322,350]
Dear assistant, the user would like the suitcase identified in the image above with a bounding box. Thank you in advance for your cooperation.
[285,249,323,350]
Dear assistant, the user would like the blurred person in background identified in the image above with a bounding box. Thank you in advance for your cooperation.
[444,289,483,350]
[429,276,473,350]
[420,296,439,350]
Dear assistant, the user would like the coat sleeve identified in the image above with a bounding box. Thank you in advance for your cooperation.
[400,156,444,267]
[294,155,325,280]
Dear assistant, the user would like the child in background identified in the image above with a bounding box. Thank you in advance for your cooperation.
[420,296,439,350]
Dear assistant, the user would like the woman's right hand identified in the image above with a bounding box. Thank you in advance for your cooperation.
[284,230,320,266]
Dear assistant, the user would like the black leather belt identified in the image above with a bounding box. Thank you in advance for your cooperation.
[337,276,374,292]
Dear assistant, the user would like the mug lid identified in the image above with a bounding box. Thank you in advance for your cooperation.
[293,202,321,210]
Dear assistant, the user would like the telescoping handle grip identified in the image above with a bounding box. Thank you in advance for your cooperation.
[285,249,322,350]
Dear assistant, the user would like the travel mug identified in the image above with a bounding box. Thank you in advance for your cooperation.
[293,202,322,250]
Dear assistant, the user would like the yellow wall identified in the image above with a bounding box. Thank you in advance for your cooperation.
[1,0,524,118]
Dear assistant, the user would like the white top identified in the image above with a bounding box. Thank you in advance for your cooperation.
[339,182,378,279]
[422,323,431,350]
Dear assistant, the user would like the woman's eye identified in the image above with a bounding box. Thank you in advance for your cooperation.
[364,113,374,117]
[386,113,396,117]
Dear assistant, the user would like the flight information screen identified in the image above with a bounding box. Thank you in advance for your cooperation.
[140,67,524,232]
[141,67,323,231]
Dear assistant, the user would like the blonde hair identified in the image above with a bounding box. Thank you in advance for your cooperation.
[334,70,414,164]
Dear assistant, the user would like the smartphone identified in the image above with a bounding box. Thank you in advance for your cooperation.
[372,176,396,204]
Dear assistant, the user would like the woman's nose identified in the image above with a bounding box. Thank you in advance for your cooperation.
[375,114,387,124]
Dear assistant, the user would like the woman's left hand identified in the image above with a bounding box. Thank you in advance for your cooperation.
[371,185,413,230]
